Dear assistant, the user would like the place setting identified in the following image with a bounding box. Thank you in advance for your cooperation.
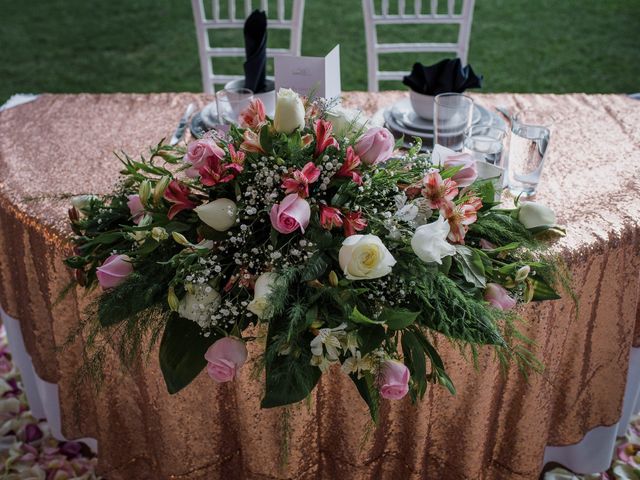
[1,2,640,480]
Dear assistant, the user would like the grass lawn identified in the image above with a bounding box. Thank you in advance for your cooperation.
[1,0,638,103]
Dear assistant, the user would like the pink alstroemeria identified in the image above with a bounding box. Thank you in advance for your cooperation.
[343,210,367,237]
[198,155,243,187]
[239,98,267,130]
[164,180,198,220]
[314,119,339,157]
[282,162,321,198]
[336,146,363,185]
[240,129,265,154]
[228,144,245,165]
[440,197,482,244]
[422,170,459,210]
[301,133,314,148]
[319,204,343,230]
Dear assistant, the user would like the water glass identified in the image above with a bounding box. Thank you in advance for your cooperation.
[215,87,253,125]
[434,93,474,151]
[463,125,506,166]
[507,110,552,198]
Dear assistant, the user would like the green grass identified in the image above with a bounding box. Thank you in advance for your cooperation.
[1,0,638,103]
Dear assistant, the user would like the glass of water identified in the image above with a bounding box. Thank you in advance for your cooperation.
[215,87,253,125]
[434,93,474,151]
[507,110,553,198]
[463,125,506,166]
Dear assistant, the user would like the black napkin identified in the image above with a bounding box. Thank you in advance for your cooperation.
[402,58,483,95]
[243,10,268,94]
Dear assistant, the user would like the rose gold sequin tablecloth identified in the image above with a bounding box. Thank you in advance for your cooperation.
[0,92,639,480]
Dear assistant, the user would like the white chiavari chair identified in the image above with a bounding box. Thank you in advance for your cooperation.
[362,0,476,92]
[191,0,306,94]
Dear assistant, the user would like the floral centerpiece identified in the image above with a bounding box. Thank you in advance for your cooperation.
[65,89,564,417]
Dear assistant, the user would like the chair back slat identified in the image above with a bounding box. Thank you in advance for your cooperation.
[362,0,476,91]
[278,0,285,20]
[192,0,306,94]
[382,0,389,16]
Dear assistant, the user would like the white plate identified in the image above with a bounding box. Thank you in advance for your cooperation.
[389,98,483,133]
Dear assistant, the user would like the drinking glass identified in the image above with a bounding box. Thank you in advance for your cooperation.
[434,93,474,151]
[463,125,506,166]
[507,110,553,198]
[215,87,253,125]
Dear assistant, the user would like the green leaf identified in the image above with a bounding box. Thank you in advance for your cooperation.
[259,124,273,153]
[300,253,328,282]
[159,315,219,394]
[261,349,321,408]
[350,373,379,421]
[350,306,384,325]
[379,307,420,330]
[454,245,486,288]
[401,330,427,400]
[358,325,386,355]
[530,277,561,301]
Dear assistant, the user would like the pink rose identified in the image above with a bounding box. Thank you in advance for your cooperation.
[354,127,395,165]
[444,152,478,187]
[96,254,133,289]
[126,194,145,224]
[184,139,225,178]
[484,283,517,310]
[269,193,311,234]
[379,360,410,400]
[204,337,248,383]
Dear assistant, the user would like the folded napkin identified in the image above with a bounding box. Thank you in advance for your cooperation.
[243,10,268,94]
[402,58,483,95]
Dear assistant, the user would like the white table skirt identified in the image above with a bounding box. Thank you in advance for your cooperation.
[542,347,640,474]
[0,305,98,452]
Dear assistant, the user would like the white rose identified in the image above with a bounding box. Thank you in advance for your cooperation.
[273,88,306,134]
[247,272,278,319]
[410,216,456,264]
[178,284,221,324]
[326,106,367,137]
[70,195,98,213]
[195,198,237,231]
[338,234,396,280]
[518,202,556,229]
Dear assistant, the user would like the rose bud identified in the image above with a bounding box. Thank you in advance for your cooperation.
[484,283,517,310]
[273,88,306,134]
[354,127,395,165]
[96,254,133,289]
[379,359,410,400]
[204,337,248,383]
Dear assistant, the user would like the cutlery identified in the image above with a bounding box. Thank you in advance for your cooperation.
[169,103,196,145]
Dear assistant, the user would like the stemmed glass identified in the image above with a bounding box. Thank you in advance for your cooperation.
[215,87,254,125]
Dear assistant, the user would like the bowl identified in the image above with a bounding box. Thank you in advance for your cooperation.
[224,78,276,117]
[408,90,435,120]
